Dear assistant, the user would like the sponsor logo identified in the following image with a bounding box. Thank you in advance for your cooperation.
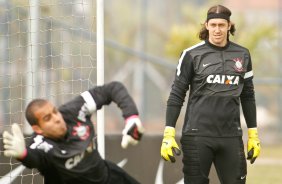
[206,74,239,85]
[240,175,246,180]
[65,152,85,170]
[202,63,210,67]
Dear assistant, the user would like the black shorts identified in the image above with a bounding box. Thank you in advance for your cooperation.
[105,160,140,184]
[180,136,247,184]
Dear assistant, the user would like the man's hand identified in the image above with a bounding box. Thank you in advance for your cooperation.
[121,115,144,149]
[3,123,26,159]
[247,128,261,164]
[161,126,181,163]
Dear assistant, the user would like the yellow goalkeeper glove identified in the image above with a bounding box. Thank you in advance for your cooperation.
[160,126,181,163]
[247,128,261,164]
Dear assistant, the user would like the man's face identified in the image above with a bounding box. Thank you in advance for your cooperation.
[205,18,231,47]
[32,101,67,140]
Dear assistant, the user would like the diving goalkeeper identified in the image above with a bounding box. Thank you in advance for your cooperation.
[3,81,144,184]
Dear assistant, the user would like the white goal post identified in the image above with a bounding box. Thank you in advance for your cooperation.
[96,0,105,159]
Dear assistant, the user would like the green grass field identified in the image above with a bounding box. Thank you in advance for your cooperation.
[247,145,282,184]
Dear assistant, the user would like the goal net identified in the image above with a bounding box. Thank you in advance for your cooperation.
[0,0,97,183]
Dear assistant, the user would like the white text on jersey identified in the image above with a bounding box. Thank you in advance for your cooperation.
[206,75,239,85]
[65,152,85,169]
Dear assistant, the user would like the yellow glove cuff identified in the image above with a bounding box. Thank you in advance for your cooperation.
[248,128,258,138]
[163,126,176,138]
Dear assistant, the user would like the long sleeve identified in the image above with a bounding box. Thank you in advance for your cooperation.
[166,51,193,127]
[88,81,138,119]
[20,147,64,184]
[166,80,189,127]
[240,79,257,128]
[19,134,50,169]
[240,51,257,128]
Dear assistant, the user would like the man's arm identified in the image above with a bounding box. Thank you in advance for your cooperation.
[161,52,191,163]
[240,80,256,128]
[241,52,257,128]
[166,79,189,127]
[241,53,261,164]
[86,81,144,149]
[88,81,139,118]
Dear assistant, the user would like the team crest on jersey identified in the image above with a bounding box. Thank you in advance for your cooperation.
[72,122,90,140]
[233,58,244,72]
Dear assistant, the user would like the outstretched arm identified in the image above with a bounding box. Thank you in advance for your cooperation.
[88,81,139,118]
[86,81,144,148]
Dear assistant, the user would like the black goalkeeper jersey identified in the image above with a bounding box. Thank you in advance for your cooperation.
[166,40,257,137]
[21,82,138,184]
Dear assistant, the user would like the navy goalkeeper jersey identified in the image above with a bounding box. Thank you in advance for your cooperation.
[21,82,138,184]
[167,40,256,137]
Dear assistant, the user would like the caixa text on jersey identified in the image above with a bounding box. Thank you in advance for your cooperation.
[206,74,240,85]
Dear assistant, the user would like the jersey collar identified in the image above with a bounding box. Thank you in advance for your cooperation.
[206,39,230,51]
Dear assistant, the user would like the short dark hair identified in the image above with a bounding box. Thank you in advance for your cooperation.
[25,99,48,126]
[199,5,236,40]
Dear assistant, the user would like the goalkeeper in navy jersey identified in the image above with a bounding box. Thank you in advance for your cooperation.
[160,5,261,184]
[3,81,144,184]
